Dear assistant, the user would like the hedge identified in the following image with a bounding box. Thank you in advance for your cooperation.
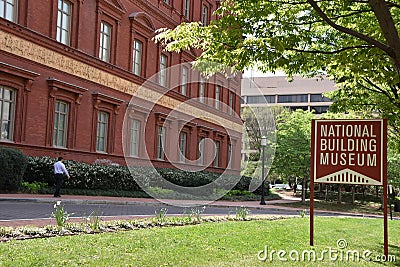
[0,146,27,191]
[23,156,257,194]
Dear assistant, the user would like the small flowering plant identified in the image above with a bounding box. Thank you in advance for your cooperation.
[52,201,72,227]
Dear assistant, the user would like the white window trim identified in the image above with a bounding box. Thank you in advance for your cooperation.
[132,39,143,76]
[56,0,72,45]
[130,119,140,157]
[99,21,112,62]
[179,132,187,162]
[0,86,15,141]
[215,85,221,109]
[53,100,69,148]
[0,0,17,22]
[181,66,188,95]
[96,111,109,152]
[157,126,166,159]
[159,54,168,87]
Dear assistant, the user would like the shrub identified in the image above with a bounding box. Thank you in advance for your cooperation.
[0,146,27,191]
[23,156,254,196]
[20,181,48,193]
[23,156,54,184]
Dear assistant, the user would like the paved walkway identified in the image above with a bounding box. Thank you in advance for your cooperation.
[0,193,394,227]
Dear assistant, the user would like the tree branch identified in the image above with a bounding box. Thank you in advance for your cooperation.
[306,0,393,55]
[288,45,374,54]
[263,9,372,27]
[385,1,400,9]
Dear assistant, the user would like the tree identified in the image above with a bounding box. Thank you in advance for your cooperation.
[155,0,400,144]
[241,105,286,152]
[271,109,314,202]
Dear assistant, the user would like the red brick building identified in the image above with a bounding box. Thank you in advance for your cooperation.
[0,0,242,174]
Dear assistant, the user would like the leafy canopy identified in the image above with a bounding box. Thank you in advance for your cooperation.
[155,0,400,146]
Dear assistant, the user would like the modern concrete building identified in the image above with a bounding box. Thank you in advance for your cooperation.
[0,0,242,174]
[241,75,335,114]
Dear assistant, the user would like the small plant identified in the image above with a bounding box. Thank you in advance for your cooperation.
[51,201,73,227]
[182,208,193,223]
[88,208,103,231]
[299,209,307,218]
[236,206,251,220]
[155,208,168,223]
[227,208,234,220]
[190,206,206,222]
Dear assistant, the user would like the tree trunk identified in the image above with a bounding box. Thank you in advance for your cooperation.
[301,177,306,203]
[325,184,329,201]
[338,185,342,204]
[352,186,355,204]
[318,183,323,198]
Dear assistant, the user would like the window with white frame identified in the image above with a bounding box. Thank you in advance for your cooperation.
[201,5,208,26]
[199,77,205,103]
[181,66,188,96]
[183,0,190,20]
[229,91,234,115]
[96,111,109,152]
[159,54,167,87]
[0,86,15,141]
[57,0,72,45]
[179,132,187,162]
[214,141,220,167]
[228,143,232,169]
[0,0,17,22]
[157,126,165,159]
[215,85,221,109]
[198,137,205,165]
[129,119,140,157]
[53,100,69,147]
[132,39,143,76]
[99,21,112,62]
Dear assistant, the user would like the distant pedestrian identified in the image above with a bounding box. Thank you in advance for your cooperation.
[53,157,70,197]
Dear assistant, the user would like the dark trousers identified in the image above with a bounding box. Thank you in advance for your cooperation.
[54,174,64,197]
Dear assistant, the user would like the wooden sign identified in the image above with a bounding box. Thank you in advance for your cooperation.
[312,119,387,185]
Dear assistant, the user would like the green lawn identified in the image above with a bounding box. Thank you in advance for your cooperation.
[0,217,399,266]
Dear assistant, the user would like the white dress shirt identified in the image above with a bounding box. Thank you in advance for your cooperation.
[54,161,69,176]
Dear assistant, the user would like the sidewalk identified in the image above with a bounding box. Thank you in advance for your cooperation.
[0,193,392,227]
[0,192,302,207]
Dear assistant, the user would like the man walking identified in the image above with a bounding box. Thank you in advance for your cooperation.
[54,157,70,197]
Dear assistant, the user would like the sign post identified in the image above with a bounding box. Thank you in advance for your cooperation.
[310,119,388,255]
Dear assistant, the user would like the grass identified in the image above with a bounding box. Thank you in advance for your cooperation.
[276,200,388,215]
[0,217,399,266]
[275,190,394,215]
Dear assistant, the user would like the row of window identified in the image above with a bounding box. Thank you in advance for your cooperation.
[162,0,209,24]
[1,1,239,115]
[1,84,233,167]
[1,0,210,29]
[244,94,332,104]
[285,105,329,114]
[153,125,232,168]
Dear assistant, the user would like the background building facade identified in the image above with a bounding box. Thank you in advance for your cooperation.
[241,75,335,113]
[0,0,242,174]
